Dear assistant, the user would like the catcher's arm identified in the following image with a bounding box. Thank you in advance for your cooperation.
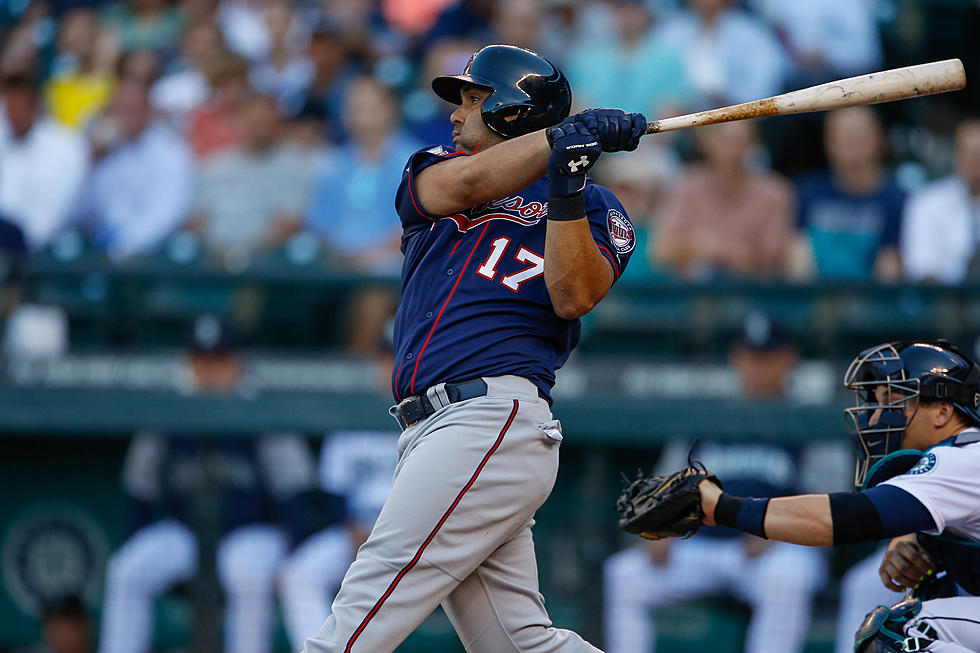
[699,480,833,545]
[698,479,936,548]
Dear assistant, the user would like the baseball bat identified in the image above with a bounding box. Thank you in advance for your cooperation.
[644,58,966,135]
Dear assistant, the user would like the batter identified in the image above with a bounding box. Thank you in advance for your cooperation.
[300,44,646,653]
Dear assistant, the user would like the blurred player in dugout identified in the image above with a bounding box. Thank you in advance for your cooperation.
[278,430,399,651]
[603,311,826,653]
[97,315,320,653]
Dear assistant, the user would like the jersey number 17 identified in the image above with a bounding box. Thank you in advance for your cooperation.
[476,237,544,293]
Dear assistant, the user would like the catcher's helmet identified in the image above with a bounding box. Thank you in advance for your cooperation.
[431,44,572,139]
[843,339,980,487]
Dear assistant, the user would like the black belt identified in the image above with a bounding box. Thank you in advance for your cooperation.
[392,379,489,430]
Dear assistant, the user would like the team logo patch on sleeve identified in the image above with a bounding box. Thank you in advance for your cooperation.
[907,452,938,476]
[607,209,635,254]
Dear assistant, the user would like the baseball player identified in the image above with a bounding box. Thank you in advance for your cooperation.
[98,316,318,653]
[278,430,399,651]
[686,340,980,652]
[603,312,825,653]
[300,44,646,652]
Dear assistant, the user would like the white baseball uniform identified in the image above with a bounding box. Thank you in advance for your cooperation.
[873,431,980,651]
[279,431,399,651]
[98,433,315,653]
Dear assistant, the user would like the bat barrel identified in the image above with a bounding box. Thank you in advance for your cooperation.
[645,58,965,135]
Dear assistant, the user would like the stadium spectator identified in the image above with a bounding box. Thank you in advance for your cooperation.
[278,430,398,652]
[381,0,454,38]
[188,92,311,262]
[279,23,355,143]
[98,315,319,653]
[901,119,980,284]
[306,76,419,274]
[0,72,89,250]
[423,0,496,45]
[655,0,788,108]
[654,120,794,279]
[488,0,544,54]
[284,98,331,172]
[100,0,184,55]
[565,0,692,117]
[747,0,882,86]
[20,594,94,653]
[401,38,477,148]
[115,48,163,88]
[591,141,680,280]
[185,50,249,158]
[534,0,600,66]
[215,0,273,62]
[305,76,419,354]
[180,0,221,27]
[74,79,195,260]
[248,0,312,102]
[150,21,223,128]
[45,9,117,130]
[319,0,405,62]
[789,107,904,281]
[603,311,825,653]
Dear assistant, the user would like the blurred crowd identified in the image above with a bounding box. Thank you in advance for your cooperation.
[1,0,979,357]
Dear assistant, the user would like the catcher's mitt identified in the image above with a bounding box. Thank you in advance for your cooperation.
[615,459,721,540]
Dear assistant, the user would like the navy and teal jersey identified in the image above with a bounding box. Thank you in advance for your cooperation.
[795,171,905,279]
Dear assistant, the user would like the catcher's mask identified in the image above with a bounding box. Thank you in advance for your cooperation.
[843,340,980,488]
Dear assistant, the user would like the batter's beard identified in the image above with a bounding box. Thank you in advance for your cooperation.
[454,136,477,154]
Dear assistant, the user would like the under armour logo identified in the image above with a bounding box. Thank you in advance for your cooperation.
[567,155,590,173]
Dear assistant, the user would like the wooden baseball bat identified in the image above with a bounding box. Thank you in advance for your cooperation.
[644,58,966,135]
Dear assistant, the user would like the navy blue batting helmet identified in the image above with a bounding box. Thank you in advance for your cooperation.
[843,339,980,487]
[431,44,572,139]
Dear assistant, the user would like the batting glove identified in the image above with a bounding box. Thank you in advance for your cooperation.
[572,109,647,152]
[546,120,601,197]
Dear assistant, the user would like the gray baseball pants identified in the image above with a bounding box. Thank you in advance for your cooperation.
[301,375,602,653]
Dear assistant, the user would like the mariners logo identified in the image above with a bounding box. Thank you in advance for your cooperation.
[607,209,635,255]
[2,504,108,615]
[907,452,938,476]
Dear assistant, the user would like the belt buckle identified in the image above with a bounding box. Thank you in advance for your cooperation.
[395,396,419,429]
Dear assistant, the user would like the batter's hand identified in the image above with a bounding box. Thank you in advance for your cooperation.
[571,109,647,152]
[546,121,601,196]
[879,534,936,592]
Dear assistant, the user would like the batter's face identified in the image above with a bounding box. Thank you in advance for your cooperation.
[450,85,505,154]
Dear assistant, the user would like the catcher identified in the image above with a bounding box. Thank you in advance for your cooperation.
[617,340,980,653]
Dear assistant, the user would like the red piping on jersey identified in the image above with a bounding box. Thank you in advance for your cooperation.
[408,222,490,395]
[448,238,462,259]
[596,244,621,278]
[406,151,466,221]
[393,361,403,401]
[343,400,519,653]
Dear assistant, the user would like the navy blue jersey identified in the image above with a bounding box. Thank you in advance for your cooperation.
[392,146,635,402]
[121,433,319,543]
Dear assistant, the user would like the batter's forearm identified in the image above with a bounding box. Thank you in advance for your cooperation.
[416,131,551,216]
[544,219,614,319]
